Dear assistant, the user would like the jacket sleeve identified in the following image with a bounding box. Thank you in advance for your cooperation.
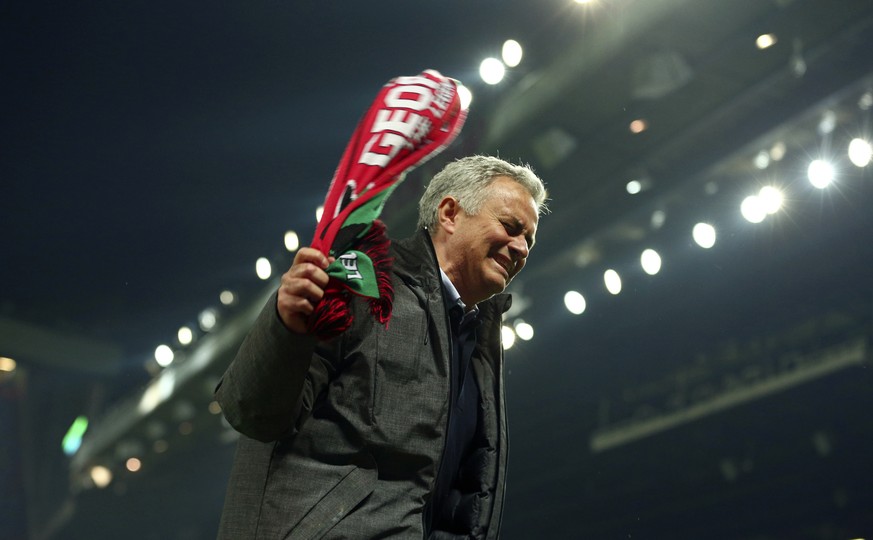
[215,291,343,442]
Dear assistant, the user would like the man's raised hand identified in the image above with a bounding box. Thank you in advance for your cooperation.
[277,248,333,334]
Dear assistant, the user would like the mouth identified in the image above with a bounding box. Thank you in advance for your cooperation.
[492,255,512,279]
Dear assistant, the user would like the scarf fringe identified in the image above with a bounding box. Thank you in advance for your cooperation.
[308,220,394,340]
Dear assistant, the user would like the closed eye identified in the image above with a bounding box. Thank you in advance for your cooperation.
[502,220,534,250]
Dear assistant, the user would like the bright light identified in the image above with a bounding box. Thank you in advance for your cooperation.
[626,180,642,194]
[284,231,300,252]
[514,321,534,341]
[90,465,112,489]
[501,325,516,349]
[741,195,767,223]
[692,223,717,249]
[770,141,787,161]
[564,291,587,315]
[177,326,193,346]
[640,249,662,275]
[818,111,836,135]
[126,458,142,472]
[629,119,648,134]
[502,40,523,68]
[198,308,217,332]
[758,186,784,214]
[604,269,622,295]
[0,356,16,373]
[575,0,593,3]
[848,138,872,167]
[457,84,473,111]
[62,416,89,456]
[756,33,777,50]
[479,58,505,85]
[807,159,835,189]
[138,371,176,415]
[219,290,236,306]
[316,205,324,222]
[154,344,174,367]
[753,150,770,170]
[256,257,272,280]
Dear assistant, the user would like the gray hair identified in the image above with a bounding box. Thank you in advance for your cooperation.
[417,155,547,231]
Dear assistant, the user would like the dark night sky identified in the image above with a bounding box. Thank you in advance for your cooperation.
[2,0,572,364]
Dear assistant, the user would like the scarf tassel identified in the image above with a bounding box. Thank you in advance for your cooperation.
[307,220,394,340]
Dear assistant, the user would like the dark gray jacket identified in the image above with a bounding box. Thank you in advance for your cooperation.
[216,230,510,539]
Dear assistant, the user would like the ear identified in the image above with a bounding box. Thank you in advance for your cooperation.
[436,196,461,234]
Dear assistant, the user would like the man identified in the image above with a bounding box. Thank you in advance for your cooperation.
[216,155,547,539]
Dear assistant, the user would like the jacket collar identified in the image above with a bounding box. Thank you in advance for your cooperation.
[392,229,513,317]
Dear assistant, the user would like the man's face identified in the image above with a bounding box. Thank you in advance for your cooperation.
[442,176,539,306]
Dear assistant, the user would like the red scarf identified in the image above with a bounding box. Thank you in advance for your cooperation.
[308,70,467,339]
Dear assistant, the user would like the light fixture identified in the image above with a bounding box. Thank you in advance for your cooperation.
[177,326,194,346]
[126,458,142,472]
[817,110,836,135]
[0,356,16,373]
[756,33,778,50]
[629,119,648,134]
[284,231,300,252]
[154,345,174,368]
[769,141,787,161]
[640,249,662,276]
[90,465,112,489]
[741,195,766,223]
[758,186,784,215]
[457,84,473,111]
[807,159,835,189]
[198,308,217,332]
[502,40,523,68]
[604,269,622,295]
[848,138,872,167]
[514,320,534,341]
[219,290,236,306]
[651,210,667,230]
[315,205,324,222]
[256,257,272,280]
[692,223,716,249]
[479,58,505,85]
[501,325,516,349]
[564,291,587,315]
[753,150,770,170]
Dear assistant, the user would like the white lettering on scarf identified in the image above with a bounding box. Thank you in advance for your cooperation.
[339,253,363,280]
[359,75,447,167]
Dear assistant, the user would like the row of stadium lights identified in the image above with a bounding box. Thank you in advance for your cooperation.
[149,91,873,359]
[501,97,872,348]
[497,27,873,348]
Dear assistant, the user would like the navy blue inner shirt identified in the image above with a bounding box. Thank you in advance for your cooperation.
[429,269,482,531]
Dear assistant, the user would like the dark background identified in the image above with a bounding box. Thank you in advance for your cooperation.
[2,0,872,538]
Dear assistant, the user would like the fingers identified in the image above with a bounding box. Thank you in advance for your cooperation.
[277,247,333,333]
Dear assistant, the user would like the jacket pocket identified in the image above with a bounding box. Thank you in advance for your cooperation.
[285,464,378,540]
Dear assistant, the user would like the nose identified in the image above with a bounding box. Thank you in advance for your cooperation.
[508,234,529,263]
